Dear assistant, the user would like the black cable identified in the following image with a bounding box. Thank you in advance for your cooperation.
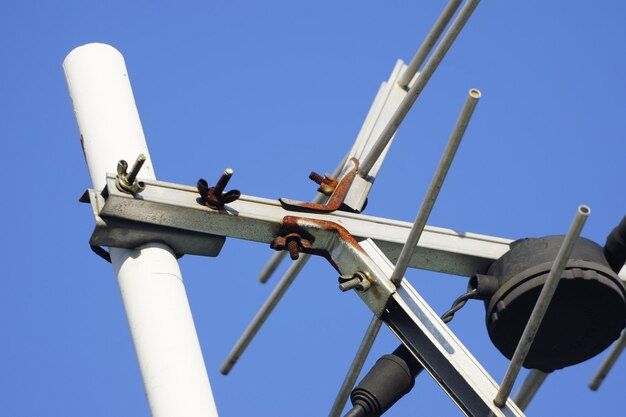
[440,288,478,324]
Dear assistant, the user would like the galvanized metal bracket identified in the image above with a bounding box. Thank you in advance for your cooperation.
[270,215,396,315]
[81,187,226,258]
[83,174,525,278]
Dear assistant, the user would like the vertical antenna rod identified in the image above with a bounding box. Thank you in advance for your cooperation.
[64,44,219,417]
[512,370,548,411]
[390,88,480,285]
[360,0,481,176]
[397,0,463,89]
[494,205,590,407]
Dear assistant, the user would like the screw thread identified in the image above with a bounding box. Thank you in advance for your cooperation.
[287,239,300,260]
[309,172,324,184]
[126,154,147,184]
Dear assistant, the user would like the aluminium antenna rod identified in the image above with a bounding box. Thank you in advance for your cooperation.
[588,329,626,391]
[360,0,481,177]
[328,315,383,417]
[329,88,480,417]
[220,254,310,374]
[511,370,548,411]
[494,205,590,407]
[397,0,463,89]
[390,88,481,286]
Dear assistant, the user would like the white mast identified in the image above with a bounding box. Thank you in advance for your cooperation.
[64,43,219,417]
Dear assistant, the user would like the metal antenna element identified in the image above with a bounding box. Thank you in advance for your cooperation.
[359,0,481,177]
[494,205,591,407]
[512,370,549,411]
[390,88,480,286]
[257,252,288,284]
[328,316,383,417]
[397,0,463,89]
[589,330,626,391]
[220,255,311,374]
[328,88,480,417]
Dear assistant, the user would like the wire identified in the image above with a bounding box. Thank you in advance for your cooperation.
[440,288,478,324]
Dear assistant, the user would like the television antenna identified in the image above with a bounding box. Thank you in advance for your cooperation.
[64,0,626,416]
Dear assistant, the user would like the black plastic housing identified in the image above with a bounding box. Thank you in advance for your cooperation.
[349,345,422,417]
[484,236,626,372]
[604,215,626,273]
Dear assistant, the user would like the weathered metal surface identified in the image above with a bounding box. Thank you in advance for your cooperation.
[91,174,516,278]
[308,171,338,196]
[85,189,225,257]
[197,168,241,210]
[266,214,526,416]
[279,158,359,213]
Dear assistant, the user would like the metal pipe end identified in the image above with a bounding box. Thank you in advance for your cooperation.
[469,88,481,99]
[219,362,233,375]
[224,168,234,176]
[579,205,591,216]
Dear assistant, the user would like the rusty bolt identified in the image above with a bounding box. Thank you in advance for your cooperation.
[287,239,300,260]
[197,168,241,209]
[309,171,325,184]
[284,233,305,260]
[270,232,312,260]
[309,171,338,196]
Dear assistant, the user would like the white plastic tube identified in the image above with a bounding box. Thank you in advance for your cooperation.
[64,43,219,417]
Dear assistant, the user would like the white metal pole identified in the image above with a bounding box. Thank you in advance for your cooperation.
[64,43,219,417]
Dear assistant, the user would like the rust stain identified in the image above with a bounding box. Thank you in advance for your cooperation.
[309,171,339,196]
[279,157,359,213]
[270,215,365,272]
[197,169,241,210]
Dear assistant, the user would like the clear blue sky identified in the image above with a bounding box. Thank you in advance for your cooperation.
[1,1,625,416]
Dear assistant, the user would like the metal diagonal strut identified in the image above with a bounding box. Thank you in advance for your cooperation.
[268,216,525,417]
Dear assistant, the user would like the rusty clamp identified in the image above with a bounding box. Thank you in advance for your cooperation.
[279,158,360,213]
